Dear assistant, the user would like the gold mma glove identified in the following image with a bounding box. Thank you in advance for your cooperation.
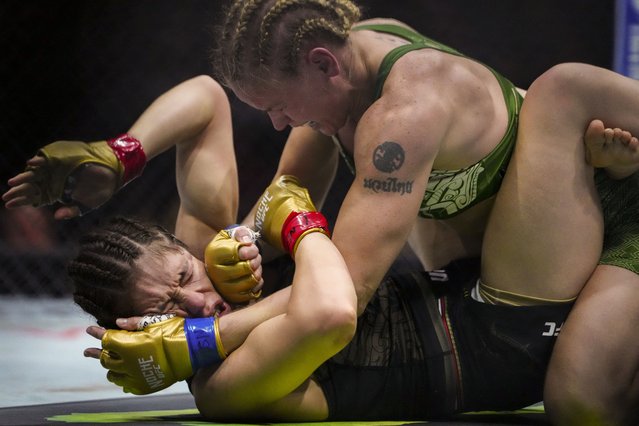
[205,226,262,304]
[255,175,330,256]
[100,316,226,395]
[28,134,146,208]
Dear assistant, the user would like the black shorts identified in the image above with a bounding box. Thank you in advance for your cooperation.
[314,258,573,420]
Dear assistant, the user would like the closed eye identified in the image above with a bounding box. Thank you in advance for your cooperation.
[178,257,191,286]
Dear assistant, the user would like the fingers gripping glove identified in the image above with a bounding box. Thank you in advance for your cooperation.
[205,226,262,304]
[254,175,330,256]
[100,316,226,395]
[28,134,146,207]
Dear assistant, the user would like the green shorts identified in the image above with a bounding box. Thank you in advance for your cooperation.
[597,170,639,274]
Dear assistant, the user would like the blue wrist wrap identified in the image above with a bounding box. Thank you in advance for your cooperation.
[184,317,223,371]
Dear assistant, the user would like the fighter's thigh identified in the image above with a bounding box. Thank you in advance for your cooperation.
[545,265,639,418]
[481,85,603,299]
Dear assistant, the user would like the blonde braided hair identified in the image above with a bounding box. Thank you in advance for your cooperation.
[213,0,361,85]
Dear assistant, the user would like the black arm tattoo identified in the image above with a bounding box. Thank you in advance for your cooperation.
[373,141,405,173]
[363,141,414,195]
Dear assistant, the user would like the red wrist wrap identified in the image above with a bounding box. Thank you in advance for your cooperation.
[107,134,147,184]
[281,211,331,255]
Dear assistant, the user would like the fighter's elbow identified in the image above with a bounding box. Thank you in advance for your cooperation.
[322,303,358,350]
[293,299,357,353]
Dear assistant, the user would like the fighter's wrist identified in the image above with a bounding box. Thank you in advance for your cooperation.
[184,317,227,372]
[281,211,331,255]
[106,134,146,184]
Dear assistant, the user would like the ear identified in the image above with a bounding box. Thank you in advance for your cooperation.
[307,47,340,77]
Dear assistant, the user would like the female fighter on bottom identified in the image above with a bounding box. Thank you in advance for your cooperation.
[76,188,563,421]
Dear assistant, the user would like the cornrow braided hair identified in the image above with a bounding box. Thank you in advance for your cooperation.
[68,216,186,329]
[213,0,361,86]
[259,0,347,63]
[221,0,243,43]
[289,17,348,68]
[231,0,262,69]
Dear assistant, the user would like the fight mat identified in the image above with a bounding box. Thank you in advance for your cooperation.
[0,393,548,426]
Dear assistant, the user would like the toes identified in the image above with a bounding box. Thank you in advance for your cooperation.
[603,127,615,145]
[585,119,605,142]
[613,128,632,145]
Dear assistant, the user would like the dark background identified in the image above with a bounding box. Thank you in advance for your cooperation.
[0,0,616,294]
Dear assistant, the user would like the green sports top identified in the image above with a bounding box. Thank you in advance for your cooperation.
[339,23,523,219]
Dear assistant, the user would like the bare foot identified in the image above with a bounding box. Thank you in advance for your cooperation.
[584,119,639,179]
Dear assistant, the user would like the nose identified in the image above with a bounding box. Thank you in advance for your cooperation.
[267,111,290,131]
[182,289,207,317]
[181,288,231,318]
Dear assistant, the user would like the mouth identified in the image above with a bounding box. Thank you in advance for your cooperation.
[214,300,232,317]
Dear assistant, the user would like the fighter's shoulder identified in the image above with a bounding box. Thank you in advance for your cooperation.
[353,18,418,32]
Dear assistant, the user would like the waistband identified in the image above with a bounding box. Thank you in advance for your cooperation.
[476,279,577,306]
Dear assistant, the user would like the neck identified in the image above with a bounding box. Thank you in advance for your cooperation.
[342,36,378,122]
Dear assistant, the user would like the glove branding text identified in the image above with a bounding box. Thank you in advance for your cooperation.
[255,190,273,231]
[138,356,166,390]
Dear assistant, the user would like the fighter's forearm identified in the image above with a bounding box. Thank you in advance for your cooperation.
[217,285,292,353]
[128,75,228,159]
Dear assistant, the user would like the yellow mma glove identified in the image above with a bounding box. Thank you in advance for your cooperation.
[205,225,262,304]
[100,316,226,395]
[255,175,330,256]
[29,134,146,209]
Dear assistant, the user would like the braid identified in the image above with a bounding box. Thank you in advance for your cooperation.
[231,0,262,68]
[68,217,186,328]
[288,17,349,72]
[73,294,119,329]
[258,0,310,64]
[221,0,243,43]
[213,0,267,83]
[213,0,361,85]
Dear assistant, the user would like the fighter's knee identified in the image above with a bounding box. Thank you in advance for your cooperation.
[525,63,587,111]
